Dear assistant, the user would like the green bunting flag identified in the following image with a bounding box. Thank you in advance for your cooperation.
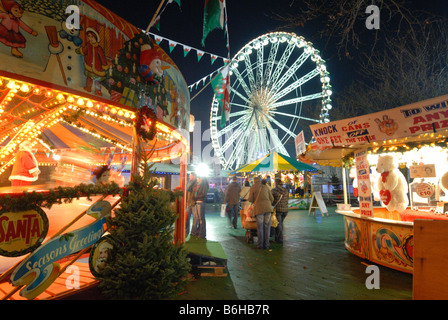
[201,0,225,46]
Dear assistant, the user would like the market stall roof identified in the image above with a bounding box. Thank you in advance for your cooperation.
[0,0,191,176]
[0,77,183,171]
[301,94,448,166]
[231,151,317,174]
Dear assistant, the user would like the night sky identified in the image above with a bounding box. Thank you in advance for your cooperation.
[93,0,448,161]
[94,0,346,129]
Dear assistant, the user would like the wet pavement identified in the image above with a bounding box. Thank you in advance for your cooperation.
[173,204,413,300]
[66,204,413,300]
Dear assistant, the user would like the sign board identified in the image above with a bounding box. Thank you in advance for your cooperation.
[10,217,106,299]
[410,164,436,179]
[310,95,448,148]
[0,208,49,257]
[308,191,328,216]
[355,149,374,217]
[295,131,306,157]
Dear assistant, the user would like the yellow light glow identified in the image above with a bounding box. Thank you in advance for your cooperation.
[6,81,15,89]
[20,84,29,92]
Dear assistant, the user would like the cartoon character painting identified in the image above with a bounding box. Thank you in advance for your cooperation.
[139,43,169,85]
[58,20,82,47]
[76,27,109,96]
[0,0,37,58]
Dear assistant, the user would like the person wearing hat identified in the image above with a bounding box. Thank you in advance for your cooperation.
[0,0,38,58]
[9,140,40,187]
[139,43,169,85]
[77,27,108,96]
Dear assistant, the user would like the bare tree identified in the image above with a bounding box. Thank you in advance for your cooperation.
[330,20,448,120]
[274,0,426,58]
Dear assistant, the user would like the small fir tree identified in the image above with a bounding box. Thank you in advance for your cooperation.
[97,143,190,299]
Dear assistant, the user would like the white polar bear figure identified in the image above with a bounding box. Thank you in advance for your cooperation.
[376,154,408,213]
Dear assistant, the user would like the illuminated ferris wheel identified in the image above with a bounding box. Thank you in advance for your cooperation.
[210,32,332,170]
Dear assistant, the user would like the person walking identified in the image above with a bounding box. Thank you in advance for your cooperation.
[271,179,290,244]
[191,176,209,239]
[240,180,251,211]
[224,176,241,229]
[248,177,274,249]
[185,172,197,237]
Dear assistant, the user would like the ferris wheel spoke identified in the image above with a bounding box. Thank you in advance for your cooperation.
[231,67,252,98]
[211,109,248,121]
[267,41,295,89]
[263,40,279,88]
[230,87,251,105]
[220,125,249,155]
[229,101,251,109]
[215,114,251,139]
[256,45,264,88]
[271,51,311,94]
[270,92,323,108]
[272,68,320,102]
[244,53,256,91]
[227,127,251,169]
[264,121,289,155]
[270,110,320,123]
[266,114,297,139]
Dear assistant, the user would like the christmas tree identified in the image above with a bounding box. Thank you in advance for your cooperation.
[97,142,190,299]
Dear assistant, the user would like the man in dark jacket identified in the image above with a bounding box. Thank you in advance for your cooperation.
[271,179,290,243]
[224,176,241,228]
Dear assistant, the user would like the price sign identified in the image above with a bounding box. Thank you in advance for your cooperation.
[416,183,434,198]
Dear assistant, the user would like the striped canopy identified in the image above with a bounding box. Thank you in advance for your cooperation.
[230,151,317,174]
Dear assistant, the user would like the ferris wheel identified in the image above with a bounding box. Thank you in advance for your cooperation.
[210,32,332,170]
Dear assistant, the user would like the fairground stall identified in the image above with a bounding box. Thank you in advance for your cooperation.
[230,151,318,209]
[300,94,448,277]
[0,0,189,299]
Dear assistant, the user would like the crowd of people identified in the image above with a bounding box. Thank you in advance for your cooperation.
[185,173,290,250]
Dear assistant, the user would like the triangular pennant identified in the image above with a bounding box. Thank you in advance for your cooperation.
[196,49,204,61]
[210,54,218,65]
[154,35,163,44]
[183,45,191,57]
[168,39,177,53]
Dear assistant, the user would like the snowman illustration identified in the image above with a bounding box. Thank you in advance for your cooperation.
[138,43,169,85]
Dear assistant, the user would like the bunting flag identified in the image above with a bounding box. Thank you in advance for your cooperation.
[201,0,225,46]
[169,0,181,9]
[147,0,181,31]
[211,65,230,128]
[147,32,228,65]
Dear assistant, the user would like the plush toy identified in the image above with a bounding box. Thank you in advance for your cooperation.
[138,44,169,84]
[375,154,408,213]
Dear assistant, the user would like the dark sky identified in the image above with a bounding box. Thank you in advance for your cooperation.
[93,0,346,129]
[93,0,448,159]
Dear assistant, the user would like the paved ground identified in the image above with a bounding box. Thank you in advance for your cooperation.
[65,204,413,300]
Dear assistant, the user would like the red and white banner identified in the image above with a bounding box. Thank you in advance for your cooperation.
[310,94,448,148]
[355,148,374,217]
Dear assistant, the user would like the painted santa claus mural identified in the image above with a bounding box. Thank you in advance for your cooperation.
[9,140,40,187]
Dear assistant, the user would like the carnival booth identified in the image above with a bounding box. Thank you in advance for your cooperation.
[0,0,189,299]
[300,94,448,277]
[231,151,318,209]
